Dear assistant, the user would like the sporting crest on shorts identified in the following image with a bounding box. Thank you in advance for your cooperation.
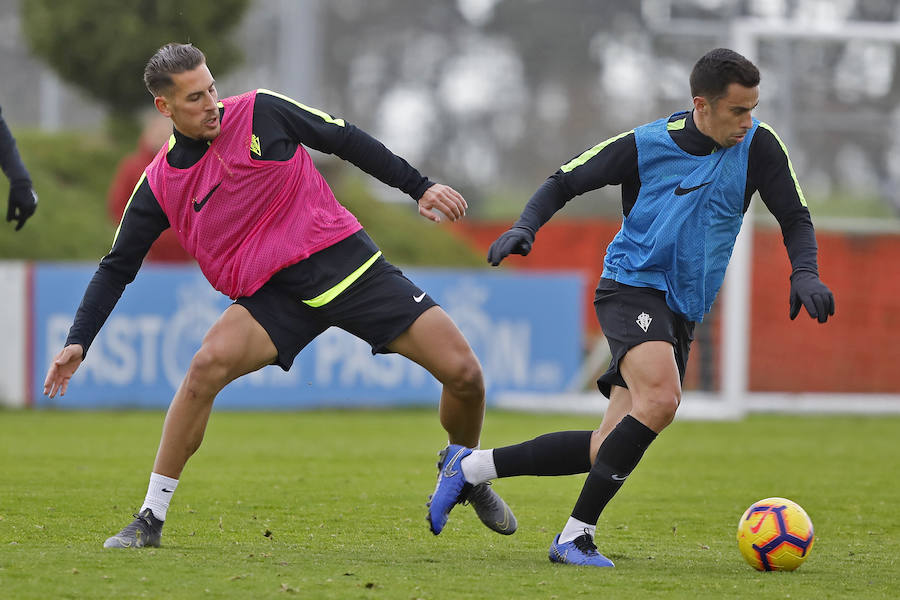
[636,312,652,333]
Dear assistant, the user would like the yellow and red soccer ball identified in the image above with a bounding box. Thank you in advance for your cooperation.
[737,497,815,571]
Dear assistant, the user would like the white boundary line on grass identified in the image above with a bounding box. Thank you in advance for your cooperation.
[494,392,900,420]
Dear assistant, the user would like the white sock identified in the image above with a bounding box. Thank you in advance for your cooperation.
[460,449,497,485]
[140,472,178,521]
[558,517,596,544]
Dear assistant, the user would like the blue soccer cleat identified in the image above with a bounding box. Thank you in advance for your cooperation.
[427,444,472,535]
[548,532,615,567]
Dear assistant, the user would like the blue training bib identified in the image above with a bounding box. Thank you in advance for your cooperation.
[602,112,758,321]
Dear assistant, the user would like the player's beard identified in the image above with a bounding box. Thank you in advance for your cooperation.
[197,116,221,141]
[197,126,221,141]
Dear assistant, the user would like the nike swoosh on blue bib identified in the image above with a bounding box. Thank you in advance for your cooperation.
[673,181,713,196]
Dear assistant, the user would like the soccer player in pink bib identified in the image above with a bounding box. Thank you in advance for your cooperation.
[42,43,515,548]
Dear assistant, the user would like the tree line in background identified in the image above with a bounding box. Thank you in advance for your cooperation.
[22,0,250,135]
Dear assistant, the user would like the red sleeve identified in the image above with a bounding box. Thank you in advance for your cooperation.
[107,150,153,223]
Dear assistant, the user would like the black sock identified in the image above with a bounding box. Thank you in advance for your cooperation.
[570,415,657,524]
[493,430,593,477]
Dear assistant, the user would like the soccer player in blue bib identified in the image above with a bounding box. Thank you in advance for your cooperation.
[427,48,834,566]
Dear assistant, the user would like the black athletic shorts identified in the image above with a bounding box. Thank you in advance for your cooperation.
[594,278,695,398]
[235,256,438,370]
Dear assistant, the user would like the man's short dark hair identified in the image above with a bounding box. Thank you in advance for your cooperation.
[143,43,207,97]
[689,48,760,102]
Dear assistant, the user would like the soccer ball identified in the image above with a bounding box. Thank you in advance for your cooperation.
[736,497,815,571]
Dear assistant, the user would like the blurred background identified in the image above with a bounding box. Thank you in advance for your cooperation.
[1,0,898,410]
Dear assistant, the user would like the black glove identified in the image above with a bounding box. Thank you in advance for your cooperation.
[7,183,37,231]
[487,226,534,266]
[789,270,834,323]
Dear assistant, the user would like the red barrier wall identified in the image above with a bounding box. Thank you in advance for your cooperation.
[455,221,900,393]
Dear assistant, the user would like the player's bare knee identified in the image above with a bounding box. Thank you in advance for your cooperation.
[632,385,680,429]
[185,343,234,391]
[649,391,680,424]
[446,354,485,401]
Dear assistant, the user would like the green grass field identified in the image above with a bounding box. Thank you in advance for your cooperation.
[1,409,897,599]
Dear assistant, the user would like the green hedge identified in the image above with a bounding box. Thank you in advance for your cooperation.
[0,130,485,267]
[0,130,123,261]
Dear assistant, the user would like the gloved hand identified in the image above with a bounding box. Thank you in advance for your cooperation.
[789,270,835,323]
[487,226,534,266]
[7,183,37,231]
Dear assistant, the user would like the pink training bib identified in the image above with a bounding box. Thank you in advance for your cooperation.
[145,90,362,298]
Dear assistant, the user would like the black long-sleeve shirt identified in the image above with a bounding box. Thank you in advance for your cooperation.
[0,105,32,186]
[514,111,819,276]
[66,90,433,354]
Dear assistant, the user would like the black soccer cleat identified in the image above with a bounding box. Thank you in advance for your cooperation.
[465,481,517,535]
[103,508,163,548]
